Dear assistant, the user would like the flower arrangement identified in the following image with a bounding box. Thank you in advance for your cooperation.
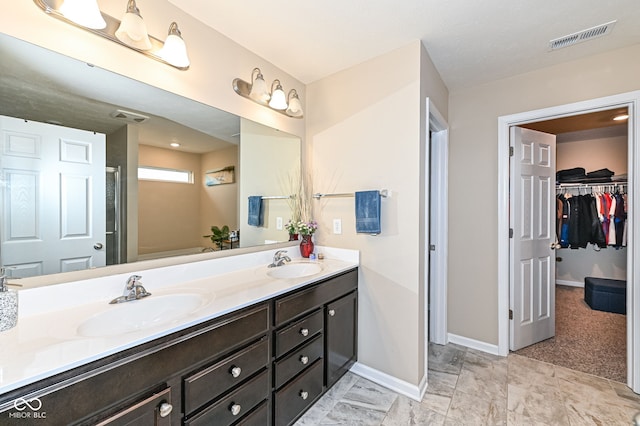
[285,220,297,235]
[296,220,318,236]
[285,220,318,236]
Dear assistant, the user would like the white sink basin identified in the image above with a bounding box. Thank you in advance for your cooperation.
[77,293,209,337]
[267,262,323,279]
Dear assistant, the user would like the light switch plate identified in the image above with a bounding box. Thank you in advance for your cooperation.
[333,218,342,234]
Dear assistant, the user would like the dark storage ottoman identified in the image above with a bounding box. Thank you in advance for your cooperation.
[584,277,626,314]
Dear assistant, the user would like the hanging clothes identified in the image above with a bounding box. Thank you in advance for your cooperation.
[555,187,626,251]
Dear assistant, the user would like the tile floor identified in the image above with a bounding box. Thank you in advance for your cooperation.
[295,343,640,425]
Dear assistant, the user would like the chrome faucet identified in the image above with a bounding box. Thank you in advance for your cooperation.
[109,274,152,304]
[268,250,291,268]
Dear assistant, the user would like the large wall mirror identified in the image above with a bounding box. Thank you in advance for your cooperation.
[0,33,301,279]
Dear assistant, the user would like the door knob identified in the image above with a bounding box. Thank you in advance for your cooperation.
[94,243,104,250]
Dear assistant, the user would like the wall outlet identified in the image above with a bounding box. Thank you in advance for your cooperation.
[276,217,283,230]
[333,218,342,234]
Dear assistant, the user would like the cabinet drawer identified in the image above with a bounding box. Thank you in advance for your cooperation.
[275,309,322,358]
[184,370,269,426]
[184,337,269,415]
[95,387,172,426]
[275,334,323,389]
[274,360,323,426]
[274,269,358,326]
[237,401,269,426]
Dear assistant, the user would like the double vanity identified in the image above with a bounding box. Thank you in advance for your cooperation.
[0,247,359,425]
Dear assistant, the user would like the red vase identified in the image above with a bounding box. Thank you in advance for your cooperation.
[299,235,314,258]
[289,233,299,241]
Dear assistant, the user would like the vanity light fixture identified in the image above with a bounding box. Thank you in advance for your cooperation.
[33,0,190,70]
[232,68,304,118]
[115,0,152,51]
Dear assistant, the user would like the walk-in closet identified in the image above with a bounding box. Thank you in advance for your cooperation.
[515,108,629,382]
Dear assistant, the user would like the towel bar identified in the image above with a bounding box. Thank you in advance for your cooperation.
[313,189,388,199]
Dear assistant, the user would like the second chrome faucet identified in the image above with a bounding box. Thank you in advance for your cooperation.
[109,275,152,304]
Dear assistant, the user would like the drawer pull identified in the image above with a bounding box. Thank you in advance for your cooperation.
[230,366,242,378]
[328,309,336,317]
[300,328,309,337]
[230,403,242,416]
[300,355,309,365]
[159,402,173,418]
[300,390,309,400]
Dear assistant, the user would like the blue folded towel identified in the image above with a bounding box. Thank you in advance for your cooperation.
[355,190,381,235]
[248,196,264,227]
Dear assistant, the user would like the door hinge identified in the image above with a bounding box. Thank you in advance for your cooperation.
[429,244,436,251]
[509,146,514,157]
[509,309,513,320]
[509,228,513,238]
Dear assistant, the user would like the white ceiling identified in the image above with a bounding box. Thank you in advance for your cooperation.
[169,0,640,89]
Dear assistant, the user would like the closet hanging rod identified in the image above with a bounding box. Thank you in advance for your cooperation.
[260,195,294,200]
[313,189,389,200]
[556,181,627,188]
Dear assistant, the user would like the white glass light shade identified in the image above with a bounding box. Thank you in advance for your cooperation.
[158,22,190,68]
[286,91,303,117]
[269,81,287,110]
[60,0,106,29]
[115,1,152,50]
[249,71,270,105]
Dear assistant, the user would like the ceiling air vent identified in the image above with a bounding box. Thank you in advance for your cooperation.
[549,20,616,51]
[109,109,150,124]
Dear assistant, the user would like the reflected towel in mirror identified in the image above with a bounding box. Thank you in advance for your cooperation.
[248,196,264,226]
[355,190,381,235]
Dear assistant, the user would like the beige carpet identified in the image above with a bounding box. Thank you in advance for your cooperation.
[513,285,626,382]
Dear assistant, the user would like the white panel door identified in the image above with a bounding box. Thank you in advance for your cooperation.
[0,115,106,277]
[510,126,556,351]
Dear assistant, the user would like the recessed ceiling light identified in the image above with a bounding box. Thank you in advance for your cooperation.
[613,114,629,121]
[170,142,181,147]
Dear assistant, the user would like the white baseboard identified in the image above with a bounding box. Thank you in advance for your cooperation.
[350,362,427,402]
[447,333,501,356]
[556,279,583,288]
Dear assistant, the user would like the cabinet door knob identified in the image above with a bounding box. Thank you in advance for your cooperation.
[230,366,242,378]
[328,309,336,317]
[230,403,242,416]
[300,390,309,400]
[300,355,309,365]
[159,402,173,418]
[300,328,309,337]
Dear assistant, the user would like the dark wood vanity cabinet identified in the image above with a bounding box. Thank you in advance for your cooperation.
[272,268,358,425]
[0,267,357,426]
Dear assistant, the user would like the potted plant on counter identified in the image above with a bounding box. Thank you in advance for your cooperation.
[203,225,230,250]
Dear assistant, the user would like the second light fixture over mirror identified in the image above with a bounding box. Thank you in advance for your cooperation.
[233,68,304,118]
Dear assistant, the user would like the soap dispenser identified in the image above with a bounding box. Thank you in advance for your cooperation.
[0,268,18,332]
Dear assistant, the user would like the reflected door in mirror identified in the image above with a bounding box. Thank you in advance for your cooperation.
[0,116,106,277]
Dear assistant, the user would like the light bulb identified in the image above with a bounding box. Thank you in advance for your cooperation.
[158,22,190,68]
[269,80,287,110]
[115,0,152,50]
[59,0,106,29]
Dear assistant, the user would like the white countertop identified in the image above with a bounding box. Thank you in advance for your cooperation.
[0,246,359,395]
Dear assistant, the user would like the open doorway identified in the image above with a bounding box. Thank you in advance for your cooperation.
[511,108,628,382]
[497,90,640,394]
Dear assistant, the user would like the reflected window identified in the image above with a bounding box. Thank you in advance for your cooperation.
[138,166,193,183]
